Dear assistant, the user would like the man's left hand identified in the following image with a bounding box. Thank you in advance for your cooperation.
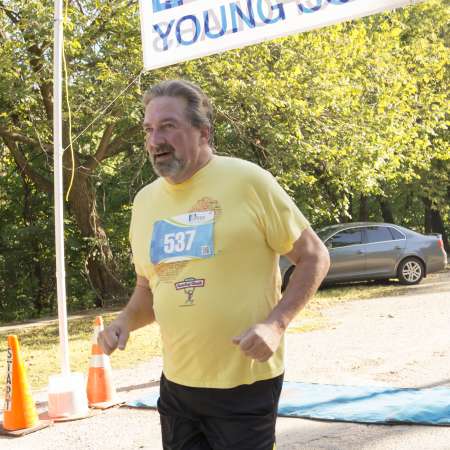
[232,322,284,362]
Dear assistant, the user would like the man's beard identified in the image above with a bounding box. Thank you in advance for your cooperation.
[150,143,185,178]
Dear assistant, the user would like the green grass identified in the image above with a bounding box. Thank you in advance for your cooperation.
[0,312,161,394]
[0,275,443,394]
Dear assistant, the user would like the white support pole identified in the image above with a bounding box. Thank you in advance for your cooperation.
[53,0,70,376]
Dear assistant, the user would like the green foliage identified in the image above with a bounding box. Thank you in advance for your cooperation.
[0,0,448,321]
[0,162,56,320]
[180,0,449,226]
[0,313,162,391]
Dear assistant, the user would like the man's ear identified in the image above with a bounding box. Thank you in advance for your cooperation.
[199,125,210,145]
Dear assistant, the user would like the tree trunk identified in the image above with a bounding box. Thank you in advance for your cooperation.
[423,197,432,234]
[422,197,448,251]
[359,194,369,221]
[378,196,394,223]
[430,209,449,252]
[66,170,127,307]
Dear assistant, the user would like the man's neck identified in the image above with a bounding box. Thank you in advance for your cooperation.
[165,148,213,184]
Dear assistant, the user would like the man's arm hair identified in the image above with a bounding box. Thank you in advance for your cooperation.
[116,275,155,331]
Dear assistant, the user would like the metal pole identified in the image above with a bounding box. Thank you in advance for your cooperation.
[53,0,70,376]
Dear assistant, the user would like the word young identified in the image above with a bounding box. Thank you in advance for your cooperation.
[151,0,349,51]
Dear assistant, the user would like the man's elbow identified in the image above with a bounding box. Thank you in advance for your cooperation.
[317,246,331,278]
[307,244,330,280]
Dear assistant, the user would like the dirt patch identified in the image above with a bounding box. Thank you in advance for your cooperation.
[284,278,450,388]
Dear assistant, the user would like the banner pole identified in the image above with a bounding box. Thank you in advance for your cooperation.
[53,0,70,376]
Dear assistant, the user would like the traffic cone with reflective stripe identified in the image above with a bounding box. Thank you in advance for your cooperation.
[1,335,49,435]
[86,316,119,408]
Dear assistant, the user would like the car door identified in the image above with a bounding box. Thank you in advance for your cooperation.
[325,227,366,281]
[363,226,406,277]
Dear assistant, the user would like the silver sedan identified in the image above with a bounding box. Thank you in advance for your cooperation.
[281,222,448,288]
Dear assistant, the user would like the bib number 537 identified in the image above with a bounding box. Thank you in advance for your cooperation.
[164,230,196,254]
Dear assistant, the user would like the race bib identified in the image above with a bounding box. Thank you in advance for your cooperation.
[150,211,215,264]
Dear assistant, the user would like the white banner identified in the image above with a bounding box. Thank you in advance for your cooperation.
[139,0,425,70]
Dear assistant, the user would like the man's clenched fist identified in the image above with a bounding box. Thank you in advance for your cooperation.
[98,321,130,355]
[232,322,283,362]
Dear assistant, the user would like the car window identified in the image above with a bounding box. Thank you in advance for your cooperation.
[388,227,405,240]
[328,228,363,248]
[365,226,393,243]
[317,226,340,241]
[317,228,331,241]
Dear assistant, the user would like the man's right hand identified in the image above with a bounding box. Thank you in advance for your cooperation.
[98,321,130,355]
[98,275,153,355]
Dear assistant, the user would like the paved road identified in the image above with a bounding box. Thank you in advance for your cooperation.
[2,272,449,449]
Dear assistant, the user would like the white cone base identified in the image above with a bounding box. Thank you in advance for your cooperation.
[47,372,89,420]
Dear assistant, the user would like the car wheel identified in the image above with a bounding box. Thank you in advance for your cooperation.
[397,257,424,285]
[281,265,295,292]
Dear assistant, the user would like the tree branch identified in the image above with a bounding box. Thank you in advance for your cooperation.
[74,0,86,15]
[2,12,53,121]
[0,3,20,24]
[8,6,53,121]
[0,126,52,152]
[84,123,115,171]
[27,43,53,121]
[84,125,141,170]
[105,125,141,159]
[2,135,53,194]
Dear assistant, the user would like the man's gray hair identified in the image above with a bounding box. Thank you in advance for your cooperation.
[144,79,214,145]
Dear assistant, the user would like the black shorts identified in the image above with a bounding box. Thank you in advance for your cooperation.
[157,373,283,450]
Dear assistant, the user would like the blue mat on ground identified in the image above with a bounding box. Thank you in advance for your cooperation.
[127,381,450,425]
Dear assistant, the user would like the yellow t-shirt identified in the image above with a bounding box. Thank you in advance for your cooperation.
[129,156,309,388]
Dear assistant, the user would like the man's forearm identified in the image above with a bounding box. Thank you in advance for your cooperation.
[266,252,329,331]
[116,285,155,332]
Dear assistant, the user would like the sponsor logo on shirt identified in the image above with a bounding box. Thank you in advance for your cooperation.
[175,277,205,306]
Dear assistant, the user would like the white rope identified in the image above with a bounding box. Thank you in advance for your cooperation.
[63,70,144,152]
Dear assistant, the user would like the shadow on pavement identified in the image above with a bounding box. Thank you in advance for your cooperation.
[276,415,450,450]
[117,379,159,393]
[418,378,450,389]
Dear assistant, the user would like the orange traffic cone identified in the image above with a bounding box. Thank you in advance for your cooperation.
[1,335,49,435]
[86,316,120,409]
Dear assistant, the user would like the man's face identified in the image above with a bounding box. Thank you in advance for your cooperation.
[143,96,208,183]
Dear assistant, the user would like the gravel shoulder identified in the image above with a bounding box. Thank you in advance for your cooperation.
[2,271,450,450]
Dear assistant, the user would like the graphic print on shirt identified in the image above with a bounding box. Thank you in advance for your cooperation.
[154,197,222,282]
[151,210,214,264]
[175,277,205,306]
